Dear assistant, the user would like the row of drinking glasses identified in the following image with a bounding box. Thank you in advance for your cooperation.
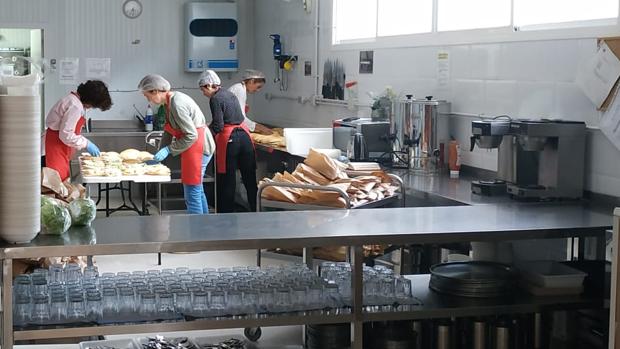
[14,264,346,326]
[320,262,414,306]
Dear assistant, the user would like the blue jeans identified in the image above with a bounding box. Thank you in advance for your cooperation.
[183,154,212,214]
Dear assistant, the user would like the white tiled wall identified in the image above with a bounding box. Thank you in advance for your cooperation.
[252,0,620,197]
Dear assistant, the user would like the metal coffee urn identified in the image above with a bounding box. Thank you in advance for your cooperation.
[392,95,450,172]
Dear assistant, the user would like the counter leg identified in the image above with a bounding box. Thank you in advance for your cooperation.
[2,259,13,349]
[350,246,363,349]
[143,182,148,215]
[302,247,314,270]
[256,249,262,267]
[105,183,110,217]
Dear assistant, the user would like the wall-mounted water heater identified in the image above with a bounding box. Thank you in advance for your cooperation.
[184,2,238,72]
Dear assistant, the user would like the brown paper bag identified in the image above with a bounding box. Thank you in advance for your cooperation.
[42,167,68,198]
[304,148,340,180]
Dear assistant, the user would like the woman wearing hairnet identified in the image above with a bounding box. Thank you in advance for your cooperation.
[138,74,216,214]
[43,80,112,181]
[228,69,272,135]
[200,70,258,213]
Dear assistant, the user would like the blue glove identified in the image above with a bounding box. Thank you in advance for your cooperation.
[86,141,100,157]
[153,146,171,162]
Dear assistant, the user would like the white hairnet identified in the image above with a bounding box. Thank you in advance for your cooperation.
[242,69,265,81]
[198,70,221,87]
[138,74,171,92]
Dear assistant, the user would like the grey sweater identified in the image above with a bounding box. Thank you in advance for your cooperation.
[160,91,216,157]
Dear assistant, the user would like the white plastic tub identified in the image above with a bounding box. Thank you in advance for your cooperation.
[79,338,138,349]
[283,128,333,156]
[518,260,587,289]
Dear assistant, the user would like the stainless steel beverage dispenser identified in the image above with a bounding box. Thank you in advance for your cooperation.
[392,96,450,172]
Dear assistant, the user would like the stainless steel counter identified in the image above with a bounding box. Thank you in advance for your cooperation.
[0,203,610,259]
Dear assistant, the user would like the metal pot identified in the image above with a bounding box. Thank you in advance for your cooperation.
[393,96,450,172]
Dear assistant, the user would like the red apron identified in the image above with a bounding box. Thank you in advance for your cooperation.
[214,123,254,175]
[45,93,86,181]
[164,94,206,186]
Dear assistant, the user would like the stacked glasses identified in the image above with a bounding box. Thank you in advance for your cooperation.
[14,264,347,326]
[320,262,414,307]
[14,263,101,326]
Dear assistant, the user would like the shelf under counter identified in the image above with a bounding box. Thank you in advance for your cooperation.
[13,312,353,341]
[363,274,605,322]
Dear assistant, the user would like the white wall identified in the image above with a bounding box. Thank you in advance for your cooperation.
[0,0,255,122]
[252,0,620,197]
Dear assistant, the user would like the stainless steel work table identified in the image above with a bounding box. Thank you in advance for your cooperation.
[0,203,612,349]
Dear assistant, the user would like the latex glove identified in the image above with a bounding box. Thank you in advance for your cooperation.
[153,146,171,162]
[85,141,100,157]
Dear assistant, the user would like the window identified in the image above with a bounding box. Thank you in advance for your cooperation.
[333,0,376,42]
[378,0,432,37]
[514,0,619,29]
[437,0,511,31]
[332,0,620,46]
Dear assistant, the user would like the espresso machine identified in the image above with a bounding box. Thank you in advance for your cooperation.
[471,119,586,200]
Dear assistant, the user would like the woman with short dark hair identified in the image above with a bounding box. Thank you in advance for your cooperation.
[43,80,112,180]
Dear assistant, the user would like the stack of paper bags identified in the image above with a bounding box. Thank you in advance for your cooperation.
[260,148,399,208]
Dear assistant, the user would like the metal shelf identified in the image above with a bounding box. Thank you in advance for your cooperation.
[14,313,353,341]
[362,275,604,322]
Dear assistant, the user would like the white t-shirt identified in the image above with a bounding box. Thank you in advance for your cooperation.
[228,82,257,132]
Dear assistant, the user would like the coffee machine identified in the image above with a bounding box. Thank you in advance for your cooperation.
[470,119,586,200]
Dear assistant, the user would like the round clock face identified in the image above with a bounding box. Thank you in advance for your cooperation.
[122,0,143,19]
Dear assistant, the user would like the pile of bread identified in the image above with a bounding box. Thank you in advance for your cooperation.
[79,149,170,177]
[251,128,286,148]
[260,149,399,208]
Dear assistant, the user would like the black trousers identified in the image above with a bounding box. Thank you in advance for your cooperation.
[217,129,258,213]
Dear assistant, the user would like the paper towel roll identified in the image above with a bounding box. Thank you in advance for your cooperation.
[0,96,41,243]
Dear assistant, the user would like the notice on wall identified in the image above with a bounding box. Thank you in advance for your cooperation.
[437,51,450,87]
[576,41,620,110]
[59,58,79,85]
[601,88,620,152]
[85,58,111,79]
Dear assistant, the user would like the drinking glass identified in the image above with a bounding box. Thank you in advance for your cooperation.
[192,291,208,316]
[32,294,50,324]
[86,292,103,321]
[258,288,274,313]
[31,276,48,296]
[307,284,323,309]
[380,276,395,304]
[274,288,290,313]
[67,294,85,321]
[50,294,66,322]
[324,283,341,308]
[102,288,118,317]
[83,266,99,280]
[49,264,64,284]
[175,291,192,314]
[119,287,135,314]
[226,290,242,315]
[210,290,226,315]
[139,293,157,319]
[395,276,412,301]
[14,275,31,298]
[14,295,31,325]
[65,263,82,284]
[175,267,189,274]
[157,292,175,315]
[242,290,258,314]
[291,286,306,311]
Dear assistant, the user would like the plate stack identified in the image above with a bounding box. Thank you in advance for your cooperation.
[429,261,517,298]
[0,95,41,243]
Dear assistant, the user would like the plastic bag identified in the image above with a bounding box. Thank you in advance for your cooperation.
[41,196,72,235]
[68,198,97,226]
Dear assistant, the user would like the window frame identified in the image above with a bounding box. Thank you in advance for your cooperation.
[331,0,620,50]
